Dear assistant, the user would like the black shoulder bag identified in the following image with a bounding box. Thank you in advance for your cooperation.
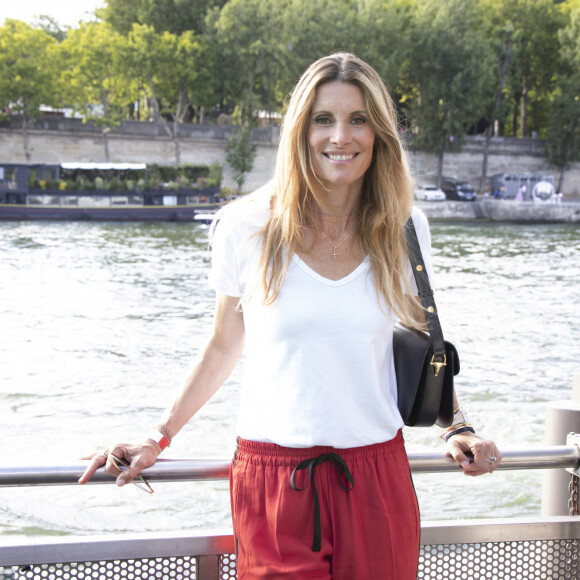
[393,218,458,427]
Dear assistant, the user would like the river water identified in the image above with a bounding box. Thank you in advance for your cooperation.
[0,219,579,540]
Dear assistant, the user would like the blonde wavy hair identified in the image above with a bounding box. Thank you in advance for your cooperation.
[259,52,421,326]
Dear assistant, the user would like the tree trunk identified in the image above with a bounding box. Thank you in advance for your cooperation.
[147,76,162,123]
[103,128,111,162]
[173,118,181,166]
[148,77,181,164]
[480,43,512,193]
[437,143,445,188]
[479,127,492,194]
[512,93,521,137]
[21,115,31,163]
[558,126,577,193]
[557,167,566,193]
[520,81,528,138]
[177,81,190,124]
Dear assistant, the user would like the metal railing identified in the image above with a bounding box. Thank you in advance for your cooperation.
[1,444,579,487]
[1,444,579,579]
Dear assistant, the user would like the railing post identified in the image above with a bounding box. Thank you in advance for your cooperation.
[196,555,220,580]
[542,374,580,516]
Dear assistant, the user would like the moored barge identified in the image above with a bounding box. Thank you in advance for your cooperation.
[0,162,223,222]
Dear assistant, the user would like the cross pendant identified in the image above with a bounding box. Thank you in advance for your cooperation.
[332,250,337,258]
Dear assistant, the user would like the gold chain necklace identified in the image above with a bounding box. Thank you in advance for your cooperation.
[315,209,358,218]
[315,226,356,259]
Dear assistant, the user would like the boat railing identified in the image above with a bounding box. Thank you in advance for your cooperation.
[1,443,579,579]
[1,444,580,486]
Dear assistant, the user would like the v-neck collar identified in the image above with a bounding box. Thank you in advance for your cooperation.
[291,254,369,286]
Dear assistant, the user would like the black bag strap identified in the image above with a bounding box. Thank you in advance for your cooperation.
[405,217,446,360]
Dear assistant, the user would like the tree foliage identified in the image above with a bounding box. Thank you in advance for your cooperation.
[546,4,580,190]
[3,0,580,179]
[0,19,60,159]
[104,0,228,35]
[59,21,132,160]
[225,126,257,191]
[403,0,493,181]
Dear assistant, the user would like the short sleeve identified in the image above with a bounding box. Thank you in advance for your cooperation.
[207,189,270,297]
[208,212,243,297]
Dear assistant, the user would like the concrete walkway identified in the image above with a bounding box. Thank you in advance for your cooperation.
[418,198,580,223]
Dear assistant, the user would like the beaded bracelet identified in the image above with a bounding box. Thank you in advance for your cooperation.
[158,424,172,446]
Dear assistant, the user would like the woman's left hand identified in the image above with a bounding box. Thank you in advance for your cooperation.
[446,432,502,476]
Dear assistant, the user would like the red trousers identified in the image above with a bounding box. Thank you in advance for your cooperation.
[229,431,420,579]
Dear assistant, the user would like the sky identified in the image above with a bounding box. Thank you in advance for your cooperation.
[1,0,106,28]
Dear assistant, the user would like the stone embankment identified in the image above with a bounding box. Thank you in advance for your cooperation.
[4,117,580,195]
[418,199,580,223]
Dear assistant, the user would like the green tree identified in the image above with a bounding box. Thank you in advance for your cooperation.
[60,21,132,161]
[280,0,359,86]
[105,0,228,35]
[33,15,69,42]
[404,0,493,187]
[351,0,414,93]
[478,1,520,191]
[547,4,580,191]
[0,19,60,161]
[226,126,256,191]
[206,0,294,124]
[501,0,564,138]
[125,24,206,164]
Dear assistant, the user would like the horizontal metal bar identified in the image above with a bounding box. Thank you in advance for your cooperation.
[0,531,235,567]
[420,516,580,545]
[0,458,231,487]
[411,445,580,472]
[0,446,578,487]
[1,518,579,567]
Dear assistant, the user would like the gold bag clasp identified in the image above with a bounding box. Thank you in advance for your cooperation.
[430,354,447,377]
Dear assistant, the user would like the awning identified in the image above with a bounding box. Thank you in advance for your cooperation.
[60,163,147,170]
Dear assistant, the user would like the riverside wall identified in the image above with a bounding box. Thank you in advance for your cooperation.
[2,118,580,195]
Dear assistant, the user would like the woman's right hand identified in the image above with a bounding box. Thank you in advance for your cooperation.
[78,440,161,487]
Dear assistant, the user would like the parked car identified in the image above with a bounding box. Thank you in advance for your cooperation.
[414,184,446,201]
[441,177,477,201]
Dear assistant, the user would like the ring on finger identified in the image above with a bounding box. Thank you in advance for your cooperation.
[98,449,109,460]
[484,456,498,464]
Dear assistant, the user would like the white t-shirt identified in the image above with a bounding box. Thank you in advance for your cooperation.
[209,189,435,448]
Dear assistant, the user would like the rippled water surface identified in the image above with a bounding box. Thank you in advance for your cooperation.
[0,220,578,538]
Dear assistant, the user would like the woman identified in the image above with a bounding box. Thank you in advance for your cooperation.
[80,53,501,579]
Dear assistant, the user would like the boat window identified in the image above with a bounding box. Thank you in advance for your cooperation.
[77,196,111,207]
[111,195,144,206]
[62,196,79,206]
[0,167,18,190]
[187,196,200,204]
[28,195,60,205]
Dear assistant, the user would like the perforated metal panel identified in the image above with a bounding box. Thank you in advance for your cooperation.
[2,554,237,580]
[2,523,579,579]
[218,554,237,579]
[418,539,579,579]
[3,541,579,579]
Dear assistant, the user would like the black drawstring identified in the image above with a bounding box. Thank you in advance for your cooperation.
[290,452,354,552]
